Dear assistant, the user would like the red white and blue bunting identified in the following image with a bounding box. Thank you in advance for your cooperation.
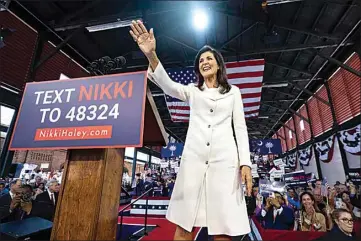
[338,124,360,155]
[286,152,297,168]
[298,145,312,166]
[315,135,336,163]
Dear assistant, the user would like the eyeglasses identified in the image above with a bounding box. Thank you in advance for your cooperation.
[339,218,354,224]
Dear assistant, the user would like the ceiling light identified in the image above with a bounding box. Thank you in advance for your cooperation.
[263,83,288,88]
[86,19,142,33]
[258,116,269,119]
[0,84,20,94]
[192,9,208,31]
[267,0,303,5]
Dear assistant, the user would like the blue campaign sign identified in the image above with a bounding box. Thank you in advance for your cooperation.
[9,72,147,150]
[249,139,282,155]
[161,142,184,158]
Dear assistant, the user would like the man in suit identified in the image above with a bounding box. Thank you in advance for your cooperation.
[34,180,59,221]
[257,191,295,230]
[0,181,34,223]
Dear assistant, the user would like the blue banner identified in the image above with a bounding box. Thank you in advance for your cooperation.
[161,142,184,158]
[249,139,282,154]
[9,72,147,150]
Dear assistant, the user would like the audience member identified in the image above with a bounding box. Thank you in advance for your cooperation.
[298,192,327,232]
[316,208,357,240]
[257,192,295,230]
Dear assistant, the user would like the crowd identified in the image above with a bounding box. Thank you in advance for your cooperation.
[124,169,176,198]
[248,178,361,240]
[0,170,62,225]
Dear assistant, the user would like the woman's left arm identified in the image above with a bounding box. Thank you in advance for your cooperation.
[232,87,252,168]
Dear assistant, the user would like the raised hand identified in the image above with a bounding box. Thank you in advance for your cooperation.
[129,20,156,56]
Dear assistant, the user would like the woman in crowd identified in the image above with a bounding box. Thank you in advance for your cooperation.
[316,209,357,240]
[340,191,361,218]
[298,192,327,232]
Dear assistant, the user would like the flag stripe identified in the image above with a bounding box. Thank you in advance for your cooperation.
[242,92,262,98]
[227,71,264,79]
[244,102,261,108]
[239,87,262,94]
[165,59,264,122]
[243,97,261,104]
[226,65,264,74]
[229,76,263,84]
[234,82,262,89]
[225,59,265,68]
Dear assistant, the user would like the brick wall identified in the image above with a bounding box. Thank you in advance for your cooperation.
[0,10,89,90]
[35,42,89,82]
[13,150,67,171]
[0,11,37,89]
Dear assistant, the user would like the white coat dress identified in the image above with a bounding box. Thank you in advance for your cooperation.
[147,62,252,236]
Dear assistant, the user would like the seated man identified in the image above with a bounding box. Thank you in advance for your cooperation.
[257,192,295,230]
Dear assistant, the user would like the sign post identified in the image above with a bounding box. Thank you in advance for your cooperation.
[9,72,167,240]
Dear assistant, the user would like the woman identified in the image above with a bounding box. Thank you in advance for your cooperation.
[341,191,361,218]
[298,192,327,232]
[316,208,357,240]
[129,20,252,240]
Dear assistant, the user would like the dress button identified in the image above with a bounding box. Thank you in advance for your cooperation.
[208,125,211,128]
[205,161,209,165]
[210,109,213,113]
[206,142,210,146]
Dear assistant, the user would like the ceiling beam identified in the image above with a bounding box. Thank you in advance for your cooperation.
[53,0,103,27]
[265,88,298,99]
[225,42,354,56]
[267,62,313,76]
[265,19,361,138]
[214,7,341,40]
[219,22,257,49]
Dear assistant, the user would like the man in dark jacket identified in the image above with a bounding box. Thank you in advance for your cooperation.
[257,192,294,230]
[0,184,34,223]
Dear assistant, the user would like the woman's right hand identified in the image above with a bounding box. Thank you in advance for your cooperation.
[130,20,156,56]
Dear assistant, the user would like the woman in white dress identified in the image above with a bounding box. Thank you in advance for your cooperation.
[130,20,253,241]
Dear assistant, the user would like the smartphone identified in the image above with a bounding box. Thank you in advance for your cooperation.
[335,198,342,209]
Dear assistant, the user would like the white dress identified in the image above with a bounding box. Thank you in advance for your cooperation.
[147,62,252,236]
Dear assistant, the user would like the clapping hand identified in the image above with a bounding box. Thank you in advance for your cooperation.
[129,20,156,56]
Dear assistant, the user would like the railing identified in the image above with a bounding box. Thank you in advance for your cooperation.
[119,188,154,239]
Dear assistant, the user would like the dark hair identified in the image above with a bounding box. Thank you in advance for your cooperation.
[274,191,285,202]
[340,191,350,201]
[300,191,320,212]
[194,45,231,94]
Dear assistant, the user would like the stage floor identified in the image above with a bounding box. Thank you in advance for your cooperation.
[118,216,205,240]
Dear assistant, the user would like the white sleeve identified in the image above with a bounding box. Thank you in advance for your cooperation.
[147,62,191,102]
[232,87,252,167]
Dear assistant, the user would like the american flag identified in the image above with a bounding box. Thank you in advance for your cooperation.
[165,59,265,122]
